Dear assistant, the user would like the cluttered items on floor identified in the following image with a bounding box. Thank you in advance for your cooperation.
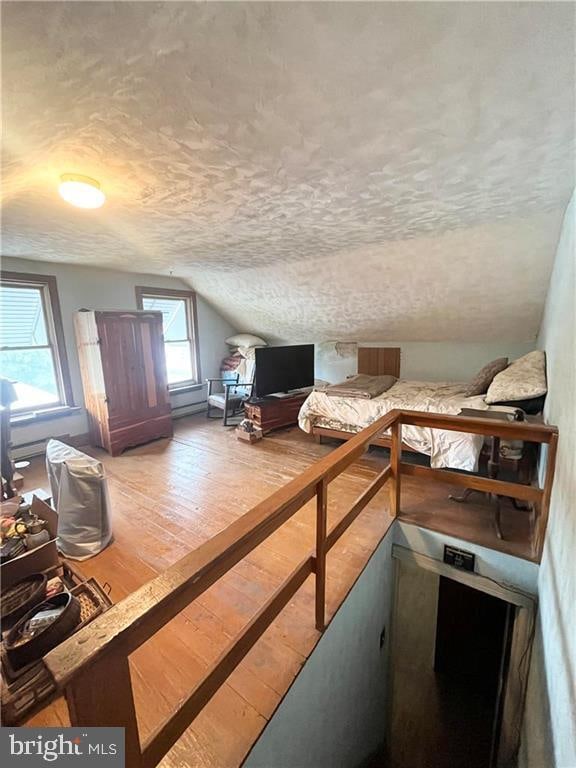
[1,560,112,724]
[4,591,82,669]
[1,437,115,723]
[0,501,51,564]
[1,496,60,588]
[1,485,114,722]
[236,418,263,443]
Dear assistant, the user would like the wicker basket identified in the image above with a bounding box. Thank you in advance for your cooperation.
[1,567,112,725]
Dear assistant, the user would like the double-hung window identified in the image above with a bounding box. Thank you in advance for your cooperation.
[136,287,200,388]
[0,272,73,414]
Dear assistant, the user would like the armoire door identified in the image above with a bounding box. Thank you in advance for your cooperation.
[96,311,171,428]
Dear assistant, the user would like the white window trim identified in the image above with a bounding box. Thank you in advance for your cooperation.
[0,271,74,417]
[135,286,201,389]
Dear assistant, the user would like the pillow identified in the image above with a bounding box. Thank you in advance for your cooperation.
[225,333,267,348]
[485,350,547,404]
[465,357,509,396]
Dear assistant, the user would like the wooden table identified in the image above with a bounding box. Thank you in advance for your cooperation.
[450,408,538,539]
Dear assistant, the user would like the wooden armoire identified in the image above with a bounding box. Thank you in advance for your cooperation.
[75,310,173,456]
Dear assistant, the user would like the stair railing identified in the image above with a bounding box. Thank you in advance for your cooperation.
[43,409,558,767]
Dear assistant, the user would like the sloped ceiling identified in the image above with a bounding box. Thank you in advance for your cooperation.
[2,2,574,341]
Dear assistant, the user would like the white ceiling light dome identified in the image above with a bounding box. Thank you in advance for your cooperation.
[59,174,106,209]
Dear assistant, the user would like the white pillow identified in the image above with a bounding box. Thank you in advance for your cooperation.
[225,333,267,348]
[485,350,547,404]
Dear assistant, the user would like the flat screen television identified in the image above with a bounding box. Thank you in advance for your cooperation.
[254,344,315,398]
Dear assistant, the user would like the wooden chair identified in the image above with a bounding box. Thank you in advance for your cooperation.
[206,374,254,426]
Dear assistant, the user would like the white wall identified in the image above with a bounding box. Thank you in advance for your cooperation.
[1,257,236,451]
[313,341,535,384]
[244,530,395,768]
[394,523,539,594]
[520,195,576,767]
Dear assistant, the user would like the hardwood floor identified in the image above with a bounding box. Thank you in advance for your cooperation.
[20,415,535,767]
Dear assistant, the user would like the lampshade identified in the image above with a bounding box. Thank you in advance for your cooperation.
[59,174,106,209]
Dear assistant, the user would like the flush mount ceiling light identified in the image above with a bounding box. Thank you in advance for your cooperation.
[59,174,106,209]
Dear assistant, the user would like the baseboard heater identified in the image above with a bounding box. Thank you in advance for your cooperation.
[10,402,208,459]
[171,400,207,419]
[11,436,71,461]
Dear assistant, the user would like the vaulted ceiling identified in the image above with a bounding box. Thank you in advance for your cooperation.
[2,2,574,341]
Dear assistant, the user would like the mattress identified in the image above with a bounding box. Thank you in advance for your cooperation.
[298,380,490,471]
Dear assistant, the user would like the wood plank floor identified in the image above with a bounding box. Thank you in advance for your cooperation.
[21,415,535,767]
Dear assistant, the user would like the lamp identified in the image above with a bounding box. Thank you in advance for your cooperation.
[59,174,106,209]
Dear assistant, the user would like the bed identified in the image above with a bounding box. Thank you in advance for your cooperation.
[298,380,489,471]
[299,348,547,472]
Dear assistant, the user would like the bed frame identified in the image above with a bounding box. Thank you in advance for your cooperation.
[312,425,418,454]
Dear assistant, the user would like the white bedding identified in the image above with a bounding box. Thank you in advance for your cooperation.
[298,380,489,471]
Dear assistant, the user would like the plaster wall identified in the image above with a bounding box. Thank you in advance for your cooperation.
[520,194,576,767]
[312,340,535,384]
[244,531,395,768]
[393,523,539,594]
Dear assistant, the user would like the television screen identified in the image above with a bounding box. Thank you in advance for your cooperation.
[255,345,315,398]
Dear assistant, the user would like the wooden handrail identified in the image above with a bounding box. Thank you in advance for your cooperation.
[43,409,558,768]
[400,463,543,504]
[397,409,557,443]
[45,409,401,685]
[141,556,315,768]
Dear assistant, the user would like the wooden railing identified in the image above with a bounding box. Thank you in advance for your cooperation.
[43,410,558,767]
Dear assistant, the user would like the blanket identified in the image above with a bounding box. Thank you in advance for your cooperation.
[323,374,397,399]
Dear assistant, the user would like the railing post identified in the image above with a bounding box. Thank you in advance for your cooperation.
[389,420,402,517]
[536,431,558,558]
[65,652,142,768]
[315,478,328,631]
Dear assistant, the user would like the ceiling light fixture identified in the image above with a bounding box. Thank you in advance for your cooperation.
[59,174,106,209]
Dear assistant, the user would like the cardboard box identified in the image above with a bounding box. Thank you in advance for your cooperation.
[22,488,51,506]
[237,426,263,443]
[1,496,59,590]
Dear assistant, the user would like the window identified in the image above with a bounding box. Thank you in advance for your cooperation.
[136,287,200,388]
[0,272,73,414]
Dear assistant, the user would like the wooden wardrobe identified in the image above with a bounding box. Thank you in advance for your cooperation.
[75,310,173,456]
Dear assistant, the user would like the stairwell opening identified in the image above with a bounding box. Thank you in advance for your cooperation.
[385,547,535,768]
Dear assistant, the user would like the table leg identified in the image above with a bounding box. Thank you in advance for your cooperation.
[487,437,504,539]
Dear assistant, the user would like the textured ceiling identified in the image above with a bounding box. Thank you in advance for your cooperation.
[2,2,574,340]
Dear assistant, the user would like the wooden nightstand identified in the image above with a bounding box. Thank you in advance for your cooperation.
[244,393,308,434]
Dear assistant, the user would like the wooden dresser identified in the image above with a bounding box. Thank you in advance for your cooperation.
[244,393,308,434]
[75,310,173,456]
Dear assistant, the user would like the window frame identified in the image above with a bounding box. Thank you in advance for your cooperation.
[135,286,201,389]
[0,270,74,415]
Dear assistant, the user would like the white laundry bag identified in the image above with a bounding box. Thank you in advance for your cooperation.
[46,440,112,560]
